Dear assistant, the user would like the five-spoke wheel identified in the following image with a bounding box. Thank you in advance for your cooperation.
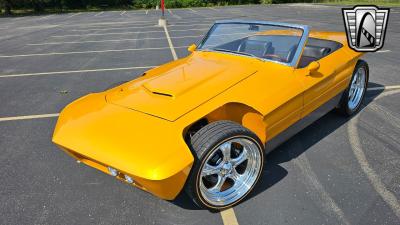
[338,60,369,116]
[348,66,367,111]
[185,121,264,210]
[199,138,262,206]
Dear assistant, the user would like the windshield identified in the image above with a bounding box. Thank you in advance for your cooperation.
[198,22,304,65]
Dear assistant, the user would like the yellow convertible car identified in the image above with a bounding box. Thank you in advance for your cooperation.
[53,20,368,210]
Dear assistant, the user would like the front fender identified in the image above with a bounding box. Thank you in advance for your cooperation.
[53,93,194,199]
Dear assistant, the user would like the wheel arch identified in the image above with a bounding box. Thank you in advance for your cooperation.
[183,102,267,144]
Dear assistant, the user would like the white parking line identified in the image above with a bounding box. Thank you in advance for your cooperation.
[39,14,53,20]
[52,30,163,37]
[68,15,227,28]
[189,8,208,17]
[294,153,350,224]
[64,20,153,27]
[163,25,178,60]
[72,25,162,32]
[71,22,210,32]
[209,7,218,11]
[67,12,81,18]
[0,113,60,122]
[0,46,188,58]
[348,89,400,219]
[0,66,155,79]
[146,10,149,15]
[220,208,239,225]
[15,25,60,30]
[377,50,391,53]
[94,11,104,17]
[367,85,400,91]
[10,17,214,31]
[28,35,203,45]
[167,22,212,27]
[168,9,182,19]
[51,27,207,38]
[120,11,126,16]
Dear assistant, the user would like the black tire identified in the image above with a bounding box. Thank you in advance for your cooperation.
[185,120,264,210]
[337,60,369,116]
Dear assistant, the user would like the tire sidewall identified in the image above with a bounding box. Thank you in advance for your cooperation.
[343,61,369,115]
[194,134,264,210]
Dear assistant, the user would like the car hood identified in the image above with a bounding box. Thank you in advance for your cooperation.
[106,52,258,121]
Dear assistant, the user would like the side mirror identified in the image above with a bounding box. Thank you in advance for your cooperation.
[187,44,197,53]
[307,61,320,73]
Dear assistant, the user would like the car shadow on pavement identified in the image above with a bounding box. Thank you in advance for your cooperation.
[170,82,385,211]
[245,82,385,205]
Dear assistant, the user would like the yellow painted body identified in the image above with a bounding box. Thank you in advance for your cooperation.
[53,31,363,200]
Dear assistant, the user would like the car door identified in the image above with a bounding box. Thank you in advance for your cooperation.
[254,65,304,143]
[295,48,353,118]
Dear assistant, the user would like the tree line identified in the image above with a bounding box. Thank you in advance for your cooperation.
[0,0,288,15]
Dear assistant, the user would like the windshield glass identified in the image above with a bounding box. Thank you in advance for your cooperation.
[198,22,304,65]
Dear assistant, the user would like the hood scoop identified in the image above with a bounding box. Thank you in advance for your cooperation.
[141,63,225,99]
[106,53,258,121]
[151,91,173,98]
[142,82,175,98]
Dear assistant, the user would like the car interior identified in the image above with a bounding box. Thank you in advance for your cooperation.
[214,35,343,67]
[298,38,343,68]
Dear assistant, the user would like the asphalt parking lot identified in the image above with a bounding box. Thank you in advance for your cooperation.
[1,3,399,225]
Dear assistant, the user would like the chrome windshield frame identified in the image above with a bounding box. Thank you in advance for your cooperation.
[196,19,310,68]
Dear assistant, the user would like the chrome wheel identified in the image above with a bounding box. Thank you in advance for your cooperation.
[198,137,262,206]
[348,67,366,111]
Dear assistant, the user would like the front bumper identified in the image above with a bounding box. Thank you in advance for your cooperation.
[52,93,194,200]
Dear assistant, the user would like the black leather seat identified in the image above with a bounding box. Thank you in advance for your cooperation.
[298,45,331,68]
[238,39,272,58]
[303,45,331,59]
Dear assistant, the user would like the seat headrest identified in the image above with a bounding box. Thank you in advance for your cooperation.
[239,40,271,58]
[303,45,331,59]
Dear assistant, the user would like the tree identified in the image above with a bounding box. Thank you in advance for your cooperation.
[29,0,45,12]
[1,0,12,15]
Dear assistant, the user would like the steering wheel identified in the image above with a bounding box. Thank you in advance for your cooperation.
[263,54,286,62]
